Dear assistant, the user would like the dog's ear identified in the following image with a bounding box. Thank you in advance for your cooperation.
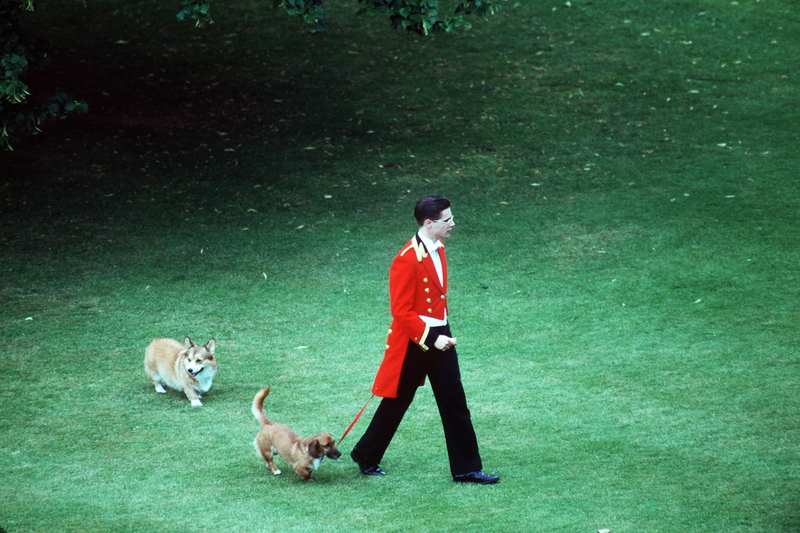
[205,338,216,355]
[308,437,321,457]
[184,336,194,349]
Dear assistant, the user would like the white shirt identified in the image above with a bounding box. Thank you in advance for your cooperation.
[416,233,448,327]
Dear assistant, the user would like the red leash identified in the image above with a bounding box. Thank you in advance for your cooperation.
[338,394,375,445]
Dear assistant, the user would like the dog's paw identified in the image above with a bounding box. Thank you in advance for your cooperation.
[272,469,282,476]
[155,385,167,393]
[191,399,203,406]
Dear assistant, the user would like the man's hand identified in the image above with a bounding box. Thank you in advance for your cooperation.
[434,335,458,351]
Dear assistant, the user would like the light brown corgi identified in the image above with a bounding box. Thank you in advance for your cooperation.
[144,336,217,406]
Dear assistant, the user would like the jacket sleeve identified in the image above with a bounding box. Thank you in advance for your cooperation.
[389,249,439,351]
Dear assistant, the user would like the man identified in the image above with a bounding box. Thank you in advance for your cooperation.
[350,195,499,484]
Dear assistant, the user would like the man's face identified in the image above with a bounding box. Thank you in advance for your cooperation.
[429,208,455,241]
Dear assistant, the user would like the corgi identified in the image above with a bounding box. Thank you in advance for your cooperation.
[144,336,217,406]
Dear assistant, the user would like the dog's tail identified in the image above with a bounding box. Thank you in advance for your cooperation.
[251,387,272,426]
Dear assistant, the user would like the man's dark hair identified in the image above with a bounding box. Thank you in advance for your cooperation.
[414,195,450,226]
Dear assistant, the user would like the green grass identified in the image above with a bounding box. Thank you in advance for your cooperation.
[1,1,799,532]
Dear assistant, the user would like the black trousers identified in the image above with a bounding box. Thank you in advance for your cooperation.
[354,325,482,476]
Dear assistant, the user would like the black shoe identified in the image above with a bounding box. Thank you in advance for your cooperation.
[453,471,499,484]
[351,448,387,476]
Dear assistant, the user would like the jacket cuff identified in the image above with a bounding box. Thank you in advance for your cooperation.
[421,326,439,351]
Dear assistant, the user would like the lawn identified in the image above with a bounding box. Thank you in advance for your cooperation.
[1,1,798,532]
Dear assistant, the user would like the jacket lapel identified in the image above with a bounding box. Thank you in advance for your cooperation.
[415,234,446,292]
[439,245,448,293]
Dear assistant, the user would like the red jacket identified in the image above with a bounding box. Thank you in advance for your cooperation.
[371,234,448,398]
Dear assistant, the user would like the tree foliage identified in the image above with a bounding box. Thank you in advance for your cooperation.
[360,0,498,34]
[179,0,499,34]
[2,0,499,149]
[1,0,87,149]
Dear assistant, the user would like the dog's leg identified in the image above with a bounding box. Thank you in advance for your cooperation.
[293,464,314,481]
[266,460,282,476]
[265,451,282,476]
[183,386,203,406]
[145,366,167,393]
[254,437,282,476]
